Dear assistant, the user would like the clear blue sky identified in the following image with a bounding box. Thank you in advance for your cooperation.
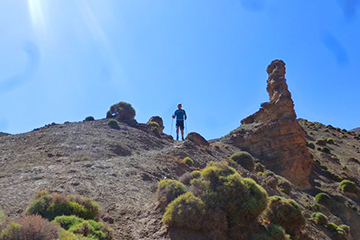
[1,0,359,140]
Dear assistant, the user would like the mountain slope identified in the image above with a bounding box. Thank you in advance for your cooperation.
[1,118,360,239]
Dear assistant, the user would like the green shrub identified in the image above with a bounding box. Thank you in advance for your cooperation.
[319,147,331,154]
[0,210,4,226]
[327,138,335,144]
[229,151,255,171]
[26,192,99,221]
[252,224,290,240]
[85,116,95,121]
[107,119,120,129]
[156,179,187,208]
[264,170,275,177]
[340,180,357,194]
[146,121,160,131]
[182,157,194,166]
[162,192,205,231]
[0,222,21,240]
[263,196,306,236]
[106,102,135,121]
[179,171,201,185]
[194,162,268,225]
[327,222,338,231]
[0,215,61,240]
[279,181,292,195]
[311,212,328,225]
[307,142,315,149]
[54,215,113,240]
[255,163,265,172]
[315,193,331,209]
[338,224,350,235]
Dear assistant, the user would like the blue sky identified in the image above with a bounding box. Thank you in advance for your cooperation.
[0,0,359,140]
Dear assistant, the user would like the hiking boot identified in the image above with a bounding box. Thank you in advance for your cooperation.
[182,136,185,141]
[176,135,179,141]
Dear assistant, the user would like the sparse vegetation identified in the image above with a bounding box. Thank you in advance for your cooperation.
[279,180,292,195]
[106,102,136,121]
[229,151,255,171]
[54,215,113,240]
[160,161,268,239]
[85,116,95,121]
[26,191,99,221]
[263,196,306,236]
[307,142,315,149]
[252,224,290,240]
[315,193,331,209]
[156,179,187,208]
[340,180,357,194]
[318,146,331,154]
[147,121,159,131]
[182,157,194,166]
[0,215,61,240]
[107,119,120,129]
[311,212,328,225]
[162,192,205,231]
[327,138,335,144]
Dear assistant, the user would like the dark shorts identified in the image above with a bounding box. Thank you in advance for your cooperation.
[176,120,184,130]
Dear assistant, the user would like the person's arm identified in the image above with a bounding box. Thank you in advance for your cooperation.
[172,110,176,119]
[184,110,187,120]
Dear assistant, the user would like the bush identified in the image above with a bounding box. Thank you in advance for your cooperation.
[327,222,338,231]
[26,192,99,221]
[107,119,120,129]
[263,196,306,236]
[311,212,328,225]
[146,121,160,131]
[327,138,335,144]
[315,193,331,209]
[106,102,135,121]
[229,151,255,171]
[179,171,201,185]
[307,142,315,149]
[252,224,290,240]
[0,211,4,226]
[319,147,331,154]
[182,157,194,166]
[194,162,268,225]
[340,180,357,194]
[53,216,113,240]
[156,179,187,208]
[0,215,61,240]
[279,180,292,195]
[162,192,205,231]
[338,224,350,235]
[84,116,95,121]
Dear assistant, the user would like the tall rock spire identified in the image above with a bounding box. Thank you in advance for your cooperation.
[224,60,312,187]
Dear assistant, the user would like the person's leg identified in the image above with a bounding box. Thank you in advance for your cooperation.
[181,129,184,140]
[176,126,179,140]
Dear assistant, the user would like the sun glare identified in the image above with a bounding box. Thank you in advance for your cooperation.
[27,0,47,34]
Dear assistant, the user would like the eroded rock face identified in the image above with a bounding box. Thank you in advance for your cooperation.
[224,60,312,188]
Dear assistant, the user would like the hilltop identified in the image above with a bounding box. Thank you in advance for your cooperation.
[1,60,360,240]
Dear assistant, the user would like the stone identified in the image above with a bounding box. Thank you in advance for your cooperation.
[223,60,312,188]
[147,116,165,133]
[186,132,209,147]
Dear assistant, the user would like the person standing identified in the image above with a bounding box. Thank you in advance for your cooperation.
[172,103,187,141]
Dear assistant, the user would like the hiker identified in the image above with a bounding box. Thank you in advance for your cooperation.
[172,103,187,141]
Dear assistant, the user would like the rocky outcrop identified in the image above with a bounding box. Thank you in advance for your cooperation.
[147,116,165,133]
[186,132,209,147]
[223,60,312,188]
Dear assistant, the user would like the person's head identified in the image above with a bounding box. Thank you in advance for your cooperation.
[177,103,182,109]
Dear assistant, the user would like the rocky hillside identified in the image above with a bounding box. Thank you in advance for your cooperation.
[351,128,360,133]
[1,60,360,240]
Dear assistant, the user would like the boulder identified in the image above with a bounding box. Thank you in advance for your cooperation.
[186,132,209,147]
[147,116,165,133]
[223,60,312,188]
